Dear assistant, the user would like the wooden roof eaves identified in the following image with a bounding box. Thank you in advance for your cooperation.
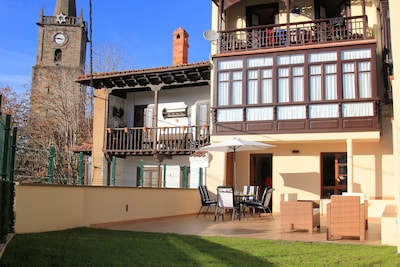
[76,61,211,89]
[76,61,209,81]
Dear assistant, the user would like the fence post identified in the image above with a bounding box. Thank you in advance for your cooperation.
[183,165,187,188]
[163,162,166,188]
[111,156,116,186]
[78,152,83,185]
[48,146,55,184]
[139,159,143,187]
[1,115,11,181]
[9,127,17,182]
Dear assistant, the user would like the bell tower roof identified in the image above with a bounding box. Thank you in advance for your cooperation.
[53,0,76,17]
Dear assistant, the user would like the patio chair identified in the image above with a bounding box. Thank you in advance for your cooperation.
[196,185,217,218]
[214,186,241,222]
[280,193,320,233]
[326,195,367,241]
[247,188,275,218]
[242,185,259,201]
[241,185,259,216]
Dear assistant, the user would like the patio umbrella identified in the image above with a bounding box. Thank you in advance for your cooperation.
[200,137,274,189]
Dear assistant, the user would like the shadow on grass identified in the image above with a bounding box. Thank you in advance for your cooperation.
[0,228,276,266]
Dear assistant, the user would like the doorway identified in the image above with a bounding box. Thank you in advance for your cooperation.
[134,105,147,127]
[246,3,279,26]
[321,153,347,198]
[250,154,273,211]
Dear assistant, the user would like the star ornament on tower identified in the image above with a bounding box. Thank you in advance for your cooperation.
[56,13,67,24]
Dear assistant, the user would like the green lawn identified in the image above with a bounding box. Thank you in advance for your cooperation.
[0,227,399,266]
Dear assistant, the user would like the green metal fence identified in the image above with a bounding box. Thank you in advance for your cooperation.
[0,113,16,242]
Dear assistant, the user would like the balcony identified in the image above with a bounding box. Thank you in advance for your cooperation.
[104,125,210,156]
[217,16,369,54]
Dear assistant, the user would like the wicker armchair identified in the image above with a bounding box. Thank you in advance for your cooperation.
[280,194,320,233]
[326,195,367,241]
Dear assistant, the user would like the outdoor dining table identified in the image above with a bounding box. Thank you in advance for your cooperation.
[234,192,255,218]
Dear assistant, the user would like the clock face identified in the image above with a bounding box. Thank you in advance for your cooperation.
[54,33,66,44]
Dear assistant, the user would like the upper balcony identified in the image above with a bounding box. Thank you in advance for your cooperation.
[217,15,369,54]
[105,125,210,157]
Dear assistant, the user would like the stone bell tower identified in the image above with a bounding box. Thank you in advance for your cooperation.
[30,0,88,140]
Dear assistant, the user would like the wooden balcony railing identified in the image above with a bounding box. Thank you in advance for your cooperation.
[218,16,370,53]
[104,125,210,156]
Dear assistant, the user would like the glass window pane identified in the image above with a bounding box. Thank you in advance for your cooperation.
[341,48,371,60]
[292,76,304,102]
[247,57,273,67]
[218,59,243,70]
[310,65,322,75]
[309,51,337,62]
[218,82,229,105]
[232,81,242,105]
[261,79,273,103]
[290,54,305,64]
[217,109,243,122]
[359,62,371,98]
[218,72,229,81]
[261,69,273,103]
[247,80,258,104]
[262,69,272,78]
[277,55,290,65]
[247,107,274,121]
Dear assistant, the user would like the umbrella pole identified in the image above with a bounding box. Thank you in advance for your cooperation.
[233,147,237,191]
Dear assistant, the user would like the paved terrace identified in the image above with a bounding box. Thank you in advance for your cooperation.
[95,213,382,245]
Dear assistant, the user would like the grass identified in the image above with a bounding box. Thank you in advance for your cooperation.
[0,228,399,267]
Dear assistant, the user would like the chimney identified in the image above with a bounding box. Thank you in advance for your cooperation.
[172,27,189,66]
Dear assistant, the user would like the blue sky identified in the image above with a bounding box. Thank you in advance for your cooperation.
[0,1,212,93]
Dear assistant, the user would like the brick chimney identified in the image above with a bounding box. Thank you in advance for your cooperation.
[172,27,189,66]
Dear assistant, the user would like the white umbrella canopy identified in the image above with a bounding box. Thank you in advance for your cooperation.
[200,137,275,189]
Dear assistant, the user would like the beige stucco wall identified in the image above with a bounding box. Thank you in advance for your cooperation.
[388,0,400,252]
[204,116,394,217]
[14,184,198,234]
